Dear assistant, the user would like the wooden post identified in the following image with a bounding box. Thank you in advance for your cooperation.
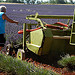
[23,23,26,51]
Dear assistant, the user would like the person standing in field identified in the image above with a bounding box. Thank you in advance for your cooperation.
[0,5,18,51]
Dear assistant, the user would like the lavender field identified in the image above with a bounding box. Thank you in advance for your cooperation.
[1,4,75,45]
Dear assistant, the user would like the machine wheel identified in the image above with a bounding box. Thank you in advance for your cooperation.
[6,44,13,56]
[17,49,25,60]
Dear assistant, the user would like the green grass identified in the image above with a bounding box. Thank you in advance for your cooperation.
[0,53,59,75]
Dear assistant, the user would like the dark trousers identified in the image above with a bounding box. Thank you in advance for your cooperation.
[0,34,6,47]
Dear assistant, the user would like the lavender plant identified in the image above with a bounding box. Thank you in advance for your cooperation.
[0,53,59,75]
[58,54,75,71]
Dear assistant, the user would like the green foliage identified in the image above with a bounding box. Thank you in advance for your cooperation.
[58,54,75,66]
[69,0,74,4]
[0,53,59,75]
[49,0,56,4]
[0,0,75,4]
[55,0,65,4]
[30,0,36,4]
[58,54,75,71]
[25,0,30,4]
[5,0,24,3]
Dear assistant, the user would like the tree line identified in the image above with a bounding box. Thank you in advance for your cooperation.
[0,0,75,4]
[49,0,74,4]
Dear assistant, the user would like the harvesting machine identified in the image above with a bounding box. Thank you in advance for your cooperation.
[6,10,75,62]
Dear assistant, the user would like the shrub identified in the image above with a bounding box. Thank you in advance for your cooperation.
[0,53,59,75]
[58,54,75,71]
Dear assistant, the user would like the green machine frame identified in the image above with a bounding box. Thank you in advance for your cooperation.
[17,9,75,60]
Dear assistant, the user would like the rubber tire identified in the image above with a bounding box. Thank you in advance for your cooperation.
[6,44,13,56]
